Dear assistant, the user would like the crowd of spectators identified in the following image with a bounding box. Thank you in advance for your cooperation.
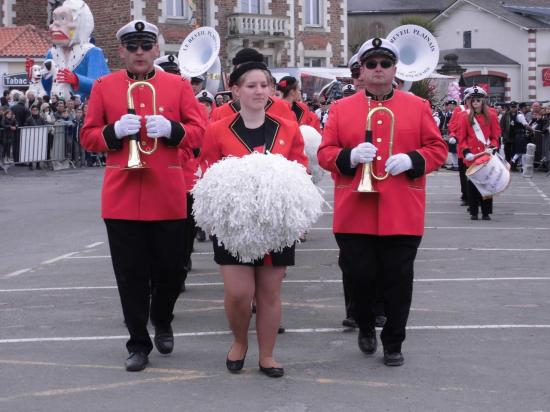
[0,89,100,169]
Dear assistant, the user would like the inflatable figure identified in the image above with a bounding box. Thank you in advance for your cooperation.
[42,0,109,100]
[26,64,47,98]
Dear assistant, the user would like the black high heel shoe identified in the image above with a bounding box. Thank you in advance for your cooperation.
[259,363,284,378]
[226,346,247,373]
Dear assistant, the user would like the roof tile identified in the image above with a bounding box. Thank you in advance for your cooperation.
[0,25,51,58]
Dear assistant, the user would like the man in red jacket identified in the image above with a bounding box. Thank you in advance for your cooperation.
[81,20,206,372]
[318,37,447,366]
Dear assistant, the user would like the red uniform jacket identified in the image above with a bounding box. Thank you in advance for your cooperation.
[457,111,501,167]
[290,101,322,133]
[318,89,447,236]
[451,108,469,160]
[199,113,308,171]
[210,96,296,123]
[81,69,206,220]
[179,104,210,192]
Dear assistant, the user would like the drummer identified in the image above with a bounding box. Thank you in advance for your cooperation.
[457,86,501,220]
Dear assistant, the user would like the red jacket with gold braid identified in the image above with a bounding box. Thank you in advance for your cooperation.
[81,69,206,220]
[210,96,296,123]
[457,110,501,167]
[199,113,308,171]
[318,89,447,236]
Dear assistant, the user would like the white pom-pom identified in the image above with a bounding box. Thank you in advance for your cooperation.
[192,152,325,262]
[299,125,326,184]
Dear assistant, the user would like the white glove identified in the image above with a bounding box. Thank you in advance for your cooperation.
[114,114,142,139]
[465,153,475,162]
[485,147,496,154]
[145,115,172,138]
[350,142,377,167]
[385,153,413,176]
[448,137,457,144]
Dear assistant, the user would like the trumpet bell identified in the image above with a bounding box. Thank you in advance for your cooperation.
[178,27,221,79]
[387,24,439,82]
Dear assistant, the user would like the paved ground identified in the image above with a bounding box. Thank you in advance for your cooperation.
[1,165,550,411]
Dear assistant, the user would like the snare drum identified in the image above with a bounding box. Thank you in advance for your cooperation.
[466,152,511,198]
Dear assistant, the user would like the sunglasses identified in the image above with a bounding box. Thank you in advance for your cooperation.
[472,98,485,103]
[364,59,393,70]
[124,42,154,52]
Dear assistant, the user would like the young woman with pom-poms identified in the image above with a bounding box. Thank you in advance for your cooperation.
[198,61,308,378]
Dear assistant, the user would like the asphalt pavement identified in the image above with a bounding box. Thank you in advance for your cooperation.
[1,165,549,411]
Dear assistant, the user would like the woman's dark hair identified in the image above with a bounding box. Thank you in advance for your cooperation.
[276,76,298,98]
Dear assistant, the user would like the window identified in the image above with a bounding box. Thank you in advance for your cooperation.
[463,31,472,48]
[304,57,324,67]
[304,0,320,26]
[166,0,190,18]
[241,0,261,13]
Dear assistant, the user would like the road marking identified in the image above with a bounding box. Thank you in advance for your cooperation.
[85,242,104,248]
[0,373,211,402]
[2,277,549,293]
[309,226,550,231]
[1,325,549,345]
[526,179,550,206]
[41,252,78,265]
[64,246,550,260]
[1,268,31,279]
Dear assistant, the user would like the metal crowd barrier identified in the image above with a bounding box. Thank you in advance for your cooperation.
[0,124,88,173]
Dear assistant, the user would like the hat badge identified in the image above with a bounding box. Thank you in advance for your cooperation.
[202,92,207,97]
[168,55,174,62]
[372,38,382,48]
[135,21,144,31]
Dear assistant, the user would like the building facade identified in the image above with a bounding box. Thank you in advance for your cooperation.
[432,0,550,102]
[1,0,348,76]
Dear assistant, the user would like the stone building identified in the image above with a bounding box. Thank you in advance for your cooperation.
[1,0,348,74]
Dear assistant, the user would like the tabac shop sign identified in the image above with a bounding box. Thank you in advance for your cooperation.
[2,73,29,87]
[542,68,550,87]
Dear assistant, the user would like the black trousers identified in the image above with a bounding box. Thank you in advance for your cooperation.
[183,193,197,275]
[339,246,384,320]
[105,218,186,354]
[458,158,468,202]
[335,234,422,352]
[467,180,493,216]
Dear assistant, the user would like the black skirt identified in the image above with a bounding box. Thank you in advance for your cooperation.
[212,236,295,267]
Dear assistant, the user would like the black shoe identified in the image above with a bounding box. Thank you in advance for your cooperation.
[154,326,174,354]
[470,215,478,220]
[375,315,387,328]
[226,346,247,373]
[125,352,148,371]
[342,317,358,328]
[259,364,284,378]
[358,329,377,355]
[482,214,491,221]
[383,349,404,366]
[196,229,206,242]
[278,325,285,334]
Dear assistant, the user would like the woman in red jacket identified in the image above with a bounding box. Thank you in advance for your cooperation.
[199,61,308,378]
[457,87,501,220]
[277,75,321,132]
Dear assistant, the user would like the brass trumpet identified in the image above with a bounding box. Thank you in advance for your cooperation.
[357,106,395,192]
[126,81,157,169]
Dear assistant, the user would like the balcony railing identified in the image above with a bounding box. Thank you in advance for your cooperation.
[228,14,290,38]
